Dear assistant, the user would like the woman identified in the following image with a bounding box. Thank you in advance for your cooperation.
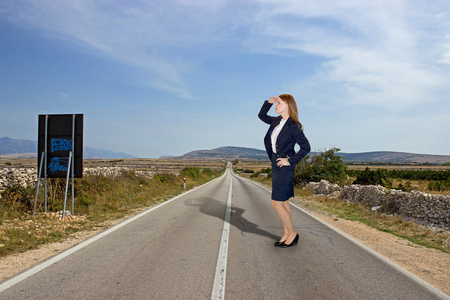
[258,94,310,248]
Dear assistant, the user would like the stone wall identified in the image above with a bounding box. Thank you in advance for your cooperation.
[83,167,162,178]
[0,167,179,194]
[307,180,449,230]
[0,168,37,192]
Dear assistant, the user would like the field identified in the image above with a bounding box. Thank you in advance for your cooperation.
[234,160,450,171]
[3,156,449,171]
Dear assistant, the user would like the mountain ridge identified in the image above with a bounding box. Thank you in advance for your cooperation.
[175,146,450,165]
[0,137,136,159]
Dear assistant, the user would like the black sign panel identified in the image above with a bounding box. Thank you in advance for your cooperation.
[38,114,83,178]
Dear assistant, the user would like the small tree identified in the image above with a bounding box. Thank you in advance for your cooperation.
[294,147,348,186]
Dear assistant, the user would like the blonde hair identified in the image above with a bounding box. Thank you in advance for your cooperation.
[279,94,304,131]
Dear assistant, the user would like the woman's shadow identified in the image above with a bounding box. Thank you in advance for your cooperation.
[185,197,280,242]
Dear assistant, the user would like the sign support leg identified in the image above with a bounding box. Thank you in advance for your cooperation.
[62,152,72,219]
[44,115,48,212]
[71,114,75,215]
[33,152,45,217]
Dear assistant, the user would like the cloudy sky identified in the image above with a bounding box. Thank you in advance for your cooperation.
[1,0,449,158]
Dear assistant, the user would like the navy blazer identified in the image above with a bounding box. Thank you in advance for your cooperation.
[258,100,311,166]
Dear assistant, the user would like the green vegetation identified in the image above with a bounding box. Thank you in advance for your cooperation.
[0,167,224,257]
[294,147,348,186]
[250,167,271,178]
[250,148,348,185]
[235,169,254,174]
[181,166,201,179]
[348,168,450,191]
[201,168,215,177]
[348,168,450,181]
[351,167,393,188]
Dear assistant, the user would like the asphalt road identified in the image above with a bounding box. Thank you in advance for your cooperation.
[0,164,448,299]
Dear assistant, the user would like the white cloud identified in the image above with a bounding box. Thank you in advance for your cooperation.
[245,0,450,109]
[2,0,450,110]
[1,0,200,98]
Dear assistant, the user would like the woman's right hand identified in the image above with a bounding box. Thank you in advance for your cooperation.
[269,96,277,104]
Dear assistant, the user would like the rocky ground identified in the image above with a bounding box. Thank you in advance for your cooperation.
[0,197,449,296]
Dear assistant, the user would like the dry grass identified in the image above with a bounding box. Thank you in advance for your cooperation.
[297,187,450,253]
[0,212,92,257]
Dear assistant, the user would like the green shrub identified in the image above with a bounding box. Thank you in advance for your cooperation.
[294,147,348,186]
[428,178,450,191]
[352,167,392,188]
[251,167,271,178]
[398,180,412,192]
[181,167,201,179]
[1,185,35,211]
[202,168,214,176]
[154,173,175,183]
[0,185,35,222]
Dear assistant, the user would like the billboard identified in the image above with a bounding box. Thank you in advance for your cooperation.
[38,114,83,178]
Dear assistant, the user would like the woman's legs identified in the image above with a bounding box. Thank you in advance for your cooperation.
[272,199,297,244]
[276,201,292,242]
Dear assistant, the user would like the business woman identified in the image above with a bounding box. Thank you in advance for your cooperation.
[258,94,311,248]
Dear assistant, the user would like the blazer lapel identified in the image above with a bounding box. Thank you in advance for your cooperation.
[269,116,282,135]
[271,116,282,128]
[277,117,293,141]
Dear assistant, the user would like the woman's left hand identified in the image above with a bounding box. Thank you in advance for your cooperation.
[276,157,290,167]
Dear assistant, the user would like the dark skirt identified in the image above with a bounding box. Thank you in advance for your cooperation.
[271,153,295,201]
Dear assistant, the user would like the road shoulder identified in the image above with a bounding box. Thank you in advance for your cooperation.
[291,196,450,296]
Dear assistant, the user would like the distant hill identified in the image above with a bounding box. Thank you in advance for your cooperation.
[179,146,267,160]
[337,151,450,165]
[0,137,36,154]
[0,137,136,159]
[175,146,450,165]
[83,147,136,159]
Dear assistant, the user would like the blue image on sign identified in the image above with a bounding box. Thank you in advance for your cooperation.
[48,157,69,173]
[51,138,72,152]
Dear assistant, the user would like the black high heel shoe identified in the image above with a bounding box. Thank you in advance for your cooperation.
[274,240,285,247]
[280,234,299,248]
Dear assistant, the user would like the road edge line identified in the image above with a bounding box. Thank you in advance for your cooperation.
[240,176,450,300]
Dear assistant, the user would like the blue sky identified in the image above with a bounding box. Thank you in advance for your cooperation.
[1,0,449,158]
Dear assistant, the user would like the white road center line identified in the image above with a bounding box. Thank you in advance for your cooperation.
[211,170,232,300]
